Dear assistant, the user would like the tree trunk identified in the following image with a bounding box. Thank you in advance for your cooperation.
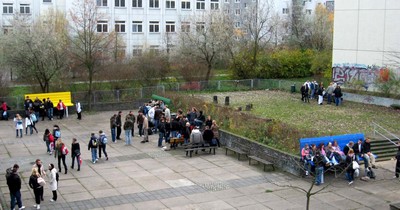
[88,67,94,111]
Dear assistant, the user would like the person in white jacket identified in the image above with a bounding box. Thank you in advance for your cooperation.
[48,163,58,202]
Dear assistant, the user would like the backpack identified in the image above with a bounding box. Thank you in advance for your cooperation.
[92,139,98,147]
[49,134,54,142]
[55,130,61,138]
[5,167,13,179]
[101,136,108,145]
[31,114,37,123]
[61,144,69,155]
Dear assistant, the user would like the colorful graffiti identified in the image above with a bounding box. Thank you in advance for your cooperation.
[332,63,381,85]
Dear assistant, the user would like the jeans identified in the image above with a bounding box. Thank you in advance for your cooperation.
[327,94,332,104]
[57,155,67,173]
[311,89,315,99]
[10,190,23,209]
[138,124,143,136]
[125,130,132,145]
[153,119,159,133]
[26,125,33,135]
[158,132,165,147]
[91,148,97,162]
[111,127,116,142]
[46,141,51,153]
[346,170,354,182]
[71,155,81,169]
[99,144,108,158]
[315,166,324,185]
[335,97,340,106]
[35,112,40,122]
[47,108,53,119]
[16,129,22,137]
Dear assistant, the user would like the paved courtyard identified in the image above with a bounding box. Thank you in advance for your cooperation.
[0,111,399,210]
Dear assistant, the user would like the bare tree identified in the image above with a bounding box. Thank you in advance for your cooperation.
[68,0,115,110]
[307,4,334,51]
[238,0,280,68]
[0,11,69,92]
[177,11,234,83]
[283,0,310,49]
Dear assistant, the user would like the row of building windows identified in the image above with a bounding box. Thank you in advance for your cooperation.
[97,20,212,33]
[3,3,31,14]
[98,0,252,7]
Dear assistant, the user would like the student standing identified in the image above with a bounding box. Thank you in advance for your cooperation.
[7,164,25,210]
[48,163,58,202]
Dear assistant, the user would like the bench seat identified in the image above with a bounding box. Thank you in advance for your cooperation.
[225,146,248,160]
[185,144,217,157]
[248,155,275,171]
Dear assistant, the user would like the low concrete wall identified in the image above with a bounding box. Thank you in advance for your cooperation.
[344,92,400,107]
[219,130,301,176]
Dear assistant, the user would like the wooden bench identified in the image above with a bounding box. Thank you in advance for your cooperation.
[225,142,249,161]
[25,92,74,117]
[170,137,185,149]
[248,155,275,171]
[185,144,217,157]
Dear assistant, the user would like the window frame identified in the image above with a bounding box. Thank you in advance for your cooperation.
[210,0,219,10]
[3,3,13,14]
[166,0,176,9]
[97,20,109,33]
[97,0,108,6]
[181,22,190,33]
[165,21,175,33]
[132,0,143,8]
[20,4,30,14]
[149,21,160,33]
[132,21,143,33]
[196,0,205,10]
[43,0,52,2]
[115,21,126,33]
[149,0,160,8]
[282,8,289,14]
[115,0,126,7]
[181,0,190,9]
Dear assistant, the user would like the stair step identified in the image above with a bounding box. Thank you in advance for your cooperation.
[372,145,398,150]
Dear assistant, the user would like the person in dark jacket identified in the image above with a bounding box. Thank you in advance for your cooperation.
[202,126,214,145]
[345,149,356,185]
[333,85,343,106]
[314,150,325,185]
[7,164,25,210]
[363,137,376,169]
[182,122,191,144]
[116,111,122,140]
[395,142,400,179]
[29,168,43,209]
[157,117,166,147]
[194,111,206,127]
[136,112,144,137]
[71,138,81,171]
[88,133,98,164]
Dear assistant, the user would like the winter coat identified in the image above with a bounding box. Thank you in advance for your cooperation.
[48,168,58,191]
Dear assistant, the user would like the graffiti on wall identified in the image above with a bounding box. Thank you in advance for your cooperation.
[332,63,381,85]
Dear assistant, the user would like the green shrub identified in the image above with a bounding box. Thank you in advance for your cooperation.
[390,104,400,110]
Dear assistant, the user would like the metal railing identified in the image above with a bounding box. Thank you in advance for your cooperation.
[372,121,400,145]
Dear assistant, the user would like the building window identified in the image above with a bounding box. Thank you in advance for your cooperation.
[149,21,159,32]
[282,8,289,14]
[224,0,229,3]
[210,0,219,10]
[181,1,190,9]
[149,45,160,54]
[132,0,142,7]
[235,8,240,15]
[97,0,108,6]
[115,0,125,7]
[132,21,143,32]
[149,0,159,8]
[224,9,229,14]
[3,3,13,14]
[196,0,205,10]
[235,0,240,2]
[43,0,52,2]
[181,22,190,32]
[132,45,143,56]
[3,27,12,34]
[234,22,240,28]
[97,21,108,32]
[20,4,30,14]
[305,9,312,15]
[166,21,175,33]
[196,22,205,32]
[115,21,126,33]
[166,0,175,8]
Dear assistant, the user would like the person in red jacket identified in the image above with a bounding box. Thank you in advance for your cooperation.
[56,100,66,119]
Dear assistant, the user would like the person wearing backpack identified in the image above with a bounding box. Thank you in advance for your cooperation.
[53,125,61,141]
[54,139,68,174]
[48,163,58,202]
[98,130,109,160]
[71,138,81,171]
[88,133,98,164]
[7,164,25,210]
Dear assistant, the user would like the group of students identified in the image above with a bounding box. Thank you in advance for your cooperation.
[6,159,59,210]
[301,81,343,106]
[301,137,378,186]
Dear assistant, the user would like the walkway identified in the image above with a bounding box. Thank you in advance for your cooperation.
[0,111,399,210]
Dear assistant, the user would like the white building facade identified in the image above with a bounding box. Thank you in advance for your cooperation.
[332,0,400,85]
[1,0,331,57]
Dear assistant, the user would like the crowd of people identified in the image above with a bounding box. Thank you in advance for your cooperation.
[300,81,343,106]
[301,137,384,186]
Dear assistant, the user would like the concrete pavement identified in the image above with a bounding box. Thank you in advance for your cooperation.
[0,110,399,210]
